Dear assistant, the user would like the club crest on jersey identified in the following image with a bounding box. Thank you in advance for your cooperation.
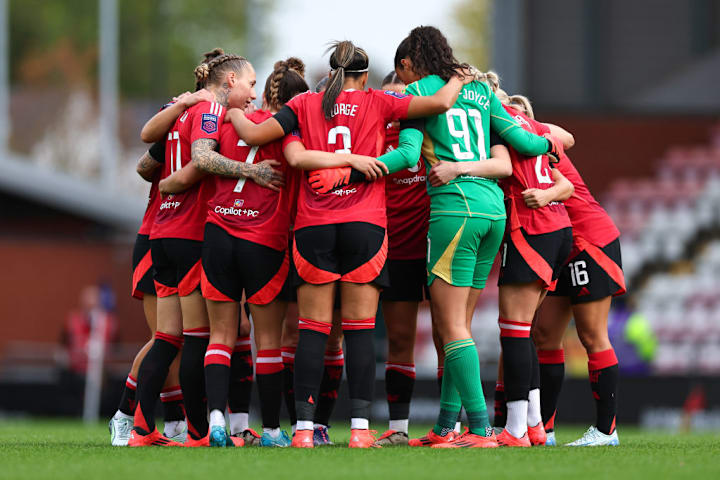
[384,90,408,99]
[233,199,244,208]
[201,113,218,134]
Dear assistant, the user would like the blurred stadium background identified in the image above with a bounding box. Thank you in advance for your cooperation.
[1,0,719,431]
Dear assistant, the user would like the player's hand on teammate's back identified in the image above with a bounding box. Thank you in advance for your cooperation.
[174,88,214,108]
[224,108,245,123]
[428,160,461,187]
[453,66,475,85]
[308,167,352,194]
[348,155,388,180]
[172,91,192,103]
[522,188,552,209]
[252,159,285,192]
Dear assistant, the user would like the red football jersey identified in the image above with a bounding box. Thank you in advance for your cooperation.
[138,122,168,236]
[150,101,225,241]
[206,110,301,251]
[498,106,571,235]
[285,88,412,230]
[383,125,430,260]
[554,153,620,249]
[138,173,161,236]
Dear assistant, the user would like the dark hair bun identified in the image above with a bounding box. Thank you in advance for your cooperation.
[203,48,225,63]
[273,57,306,78]
[285,57,305,76]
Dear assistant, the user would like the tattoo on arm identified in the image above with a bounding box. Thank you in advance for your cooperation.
[137,152,161,180]
[191,138,254,178]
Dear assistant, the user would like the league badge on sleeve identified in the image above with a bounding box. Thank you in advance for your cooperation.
[201,113,218,134]
[384,90,408,99]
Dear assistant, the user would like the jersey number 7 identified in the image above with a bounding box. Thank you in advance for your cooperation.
[234,139,259,193]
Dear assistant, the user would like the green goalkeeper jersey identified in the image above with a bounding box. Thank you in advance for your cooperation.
[405,74,550,219]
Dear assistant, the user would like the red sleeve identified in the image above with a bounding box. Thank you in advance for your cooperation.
[553,152,571,175]
[282,131,302,150]
[190,101,226,144]
[372,88,412,123]
[527,117,550,136]
[285,92,307,118]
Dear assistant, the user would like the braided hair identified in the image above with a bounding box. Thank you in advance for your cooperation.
[263,57,309,111]
[193,48,225,91]
[321,41,369,119]
[394,26,469,82]
[193,51,249,90]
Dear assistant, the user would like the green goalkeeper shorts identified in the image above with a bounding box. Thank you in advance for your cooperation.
[427,215,506,289]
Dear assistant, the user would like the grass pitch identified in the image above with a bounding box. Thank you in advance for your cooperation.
[1,419,718,480]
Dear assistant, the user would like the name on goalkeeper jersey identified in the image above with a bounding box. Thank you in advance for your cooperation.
[461,90,490,109]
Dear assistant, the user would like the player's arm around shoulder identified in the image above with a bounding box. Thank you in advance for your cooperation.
[140,89,214,143]
[406,74,469,118]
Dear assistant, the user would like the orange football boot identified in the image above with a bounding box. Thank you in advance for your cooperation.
[528,423,547,446]
[291,429,314,448]
[227,435,245,447]
[432,430,498,448]
[128,429,184,447]
[184,435,209,447]
[497,429,531,447]
[408,429,457,447]
[348,429,378,448]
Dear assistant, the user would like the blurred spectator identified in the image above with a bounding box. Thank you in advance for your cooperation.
[60,284,117,376]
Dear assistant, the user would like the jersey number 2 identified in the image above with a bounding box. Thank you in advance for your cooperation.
[535,156,553,184]
[328,126,352,153]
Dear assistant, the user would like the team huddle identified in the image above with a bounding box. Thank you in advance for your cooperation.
[108,26,626,449]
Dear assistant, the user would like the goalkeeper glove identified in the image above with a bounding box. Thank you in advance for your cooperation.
[543,133,565,164]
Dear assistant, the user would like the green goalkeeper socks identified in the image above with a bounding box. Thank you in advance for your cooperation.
[444,339,491,436]
[432,363,461,435]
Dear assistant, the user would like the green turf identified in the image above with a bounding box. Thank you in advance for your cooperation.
[1,419,718,480]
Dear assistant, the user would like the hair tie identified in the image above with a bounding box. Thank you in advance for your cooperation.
[333,68,368,73]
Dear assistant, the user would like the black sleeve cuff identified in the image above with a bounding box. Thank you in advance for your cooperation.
[349,168,367,183]
[148,140,166,163]
[274,105,299,134]
[490,131,506,148]
[399,118,424,131]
